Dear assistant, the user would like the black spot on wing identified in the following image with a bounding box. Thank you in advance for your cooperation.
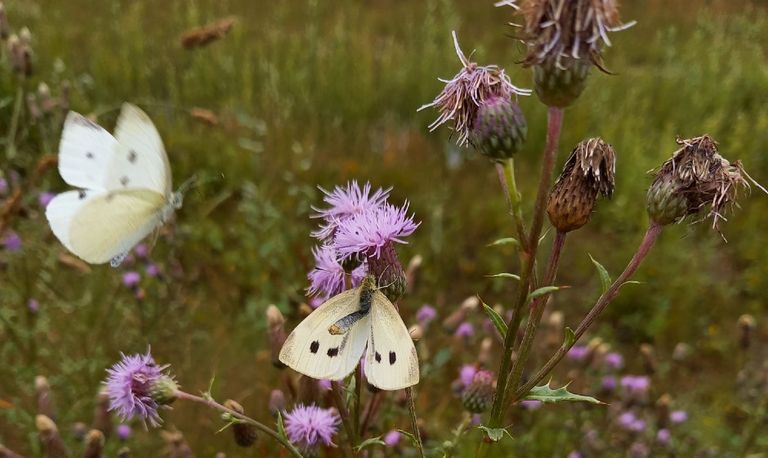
[128,150,137,163]
[310,341,319,354]
[86,152,94,159]
[78,190,86,200]
[375,352,381,363]
[389,351,396,365]
[120,176,129,187]
[327,347,339,357]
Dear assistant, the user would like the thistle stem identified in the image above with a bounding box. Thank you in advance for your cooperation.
[354,365,362,439]
[330,381,357,457]
[5,85,24,160]
[175,390,304,458]
[512,222,663,401]
[495,158,528,250]
[405,387,425,458]
[487,107,563,431]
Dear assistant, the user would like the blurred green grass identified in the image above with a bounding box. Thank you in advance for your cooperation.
[1,0,767,455]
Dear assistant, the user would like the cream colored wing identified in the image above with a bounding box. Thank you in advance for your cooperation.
[279,288,370,381]
[45,189,166,265]
[364,291,419,390]
[57,111,120,190]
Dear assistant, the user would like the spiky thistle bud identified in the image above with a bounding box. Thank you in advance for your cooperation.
[36,415,68,458]
[646,135,751,231]
[269,389,286,417]
[461,370,496,413]
[35,376,57,420]
[91,391,111,438]
[497,0,633,107]
[150,375,179,406]
[737,314,756,350]
[266,305,287,369]
[547,138,616,233]
[469,96,527,161]
[82,430,104,458]
[223,400,258,447]
[420,31,529,147]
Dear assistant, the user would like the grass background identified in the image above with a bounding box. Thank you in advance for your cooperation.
[1,0,767,455]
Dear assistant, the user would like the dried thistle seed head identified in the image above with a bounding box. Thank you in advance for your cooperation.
[497,0,633,107]
[83,430,105,458]
[469,96,528,160]
[646,135,751,231]
[547,138,616,232]
[420,31,530,147]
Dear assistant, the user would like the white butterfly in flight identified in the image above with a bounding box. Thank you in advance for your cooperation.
[46,103,185,267]
[279,276,420,391]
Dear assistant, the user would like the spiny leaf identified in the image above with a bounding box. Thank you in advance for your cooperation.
[276,411,288,441]
[479,297,507,339]
[355,436,386,451]
[487,237,519,248]
[564,327,576,348]
[526,285,566,303]
[477,425,512,442]
[589,254,611,293]
[485,272,521,281]
[524,381,604,405]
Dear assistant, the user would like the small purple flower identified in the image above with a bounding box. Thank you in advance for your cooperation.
[317,379,332,392]
[134,243,149,259]
[604,352,624,370]
[284,404,340,449]
[38,192,55,208]
[629,419,646,433]
[312,181,391,241]
[459,365,478,388]
[307,245,349,300]
[601,376,617,392]
[470,414,482,426]
[620,375,651,394]
[145,263,160,278]
[618,411,637,429]
[383,430,401,447]
[567,345,590,362]
[416,304,437,325]
[656,428,671,444]
[0,177,8,195]
[104,350,168,427]
[567,452,583,458]
[1,230,22,252]
[122,271,141,288]
[520,400,542,410]
[333,202,419,260]
[27,299,40,314]
[454,322,474,338]
[670,410,688,424]
[116,424,132,441]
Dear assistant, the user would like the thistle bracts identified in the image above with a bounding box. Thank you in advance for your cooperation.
[223,400,258,447]
[497,0,633,107]
[646,135,750,230]
[470,96,528,160]
[461,370,496,413]
[547,138,616,232]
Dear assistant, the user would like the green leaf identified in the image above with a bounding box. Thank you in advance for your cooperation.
[564,327,576,348]
[487,237,519,248]
[589,254,611,293]
[396,429,418,446]
[276,411,288,441]
[479,298,507,339]
[485,272,521,281]
[526,285,565,303]
[524,381,604,405]
[477,425,511,442]
[355,436,386,451]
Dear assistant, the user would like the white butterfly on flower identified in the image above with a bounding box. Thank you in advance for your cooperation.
[279,275,420,391]
[45,103,186,267]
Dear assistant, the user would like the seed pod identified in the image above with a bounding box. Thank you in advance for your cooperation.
[82,430,104,458]
[36,415,68,458]
[470,96,527,160]
[266,305,287,369]
[461,370,496,413]
[547,138,616,233]
[223,400,257,447]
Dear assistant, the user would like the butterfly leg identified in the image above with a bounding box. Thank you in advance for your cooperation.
[110,251,129,267]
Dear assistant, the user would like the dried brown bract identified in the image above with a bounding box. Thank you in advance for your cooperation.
[180,17,237,49]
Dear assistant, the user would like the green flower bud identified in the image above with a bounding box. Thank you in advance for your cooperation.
[150,375,179,406]
[470,96,527,160]
[533,58,591,108]
[461,370,496,414]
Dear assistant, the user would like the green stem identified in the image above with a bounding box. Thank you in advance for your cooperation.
[175,391,304,458]
[330,381,356,457]
[495,158,528,250]
[354,365,362,440]
[6,85,24,160]
[406,387,425,458]
[513,222,663,401]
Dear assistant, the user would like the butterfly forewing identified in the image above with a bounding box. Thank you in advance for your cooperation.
[58,112,119,190]
[364,291,420,390]
[279,288,370,381]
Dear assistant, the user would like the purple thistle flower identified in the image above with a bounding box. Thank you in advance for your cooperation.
[416,304,437,324]
[670,410,688,424]
[620,375,651,394]
[567,452,583,458]
[134,244,149,259]
[567,345,590,362]
[312,181,391,241]
[122,271,141,288]
[629,419,646,433]
[459,365,478,388]
[116,424,132,441]
[38,192,55,208]
[309,296,324,309]
[601,375,617,392]
[1,230,22,252]
[618,411,637,429]
[454,322,474,338]
[604,352,624,370]
[629,442,650,458]
[284,404,340,449]
[317,379,332,392]
[27,299,40,314]
[104,350,169,427]
[333,202,419,260]
[145,263,160,278]
[307,245,348,300]
[470,414,482,426]
[383,430,401,447]
[0,177,7,195]
[656,428,671,444]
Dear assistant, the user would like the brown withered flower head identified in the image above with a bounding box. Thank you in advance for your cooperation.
[646,135,756,232]
[420,31,530,147]
[547,138,616,233]
[496,0,634,107]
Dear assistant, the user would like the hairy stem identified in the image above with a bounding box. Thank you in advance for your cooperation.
[406,387,425,458]
[513,222,663,400]
[175,390,304,458]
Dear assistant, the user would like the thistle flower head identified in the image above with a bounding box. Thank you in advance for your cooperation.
[669,410,688,424]
[547,137,616,232]
[307,244,367,300]
[333,203,419,260]
[646,135,753,232]
[312,181,391,241]
[461,370,496,413]
[104,349,175,427]
[284,404,340,450]
[420,31,530,147]
[416,304,437,325]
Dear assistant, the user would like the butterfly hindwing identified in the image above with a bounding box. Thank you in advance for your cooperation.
[364,291,420,390]
[279,289,370,381]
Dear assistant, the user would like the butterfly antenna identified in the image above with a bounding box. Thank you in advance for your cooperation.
[375,265,397,290]
[176,172,224,195]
